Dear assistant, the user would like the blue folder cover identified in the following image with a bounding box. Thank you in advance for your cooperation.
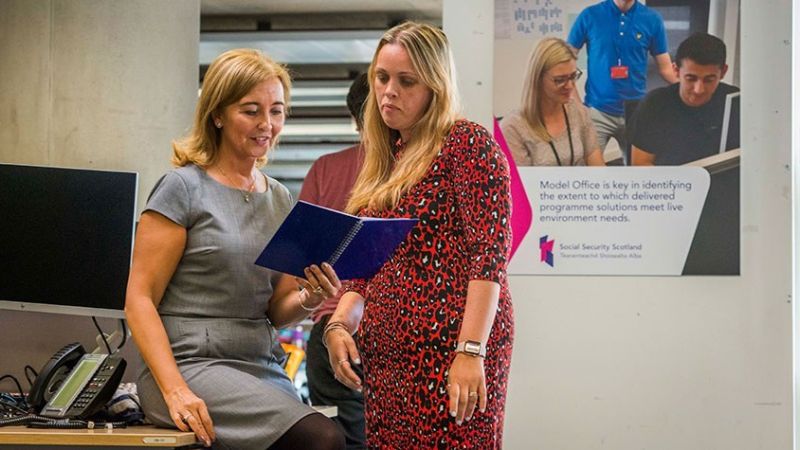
[255,201,418,280]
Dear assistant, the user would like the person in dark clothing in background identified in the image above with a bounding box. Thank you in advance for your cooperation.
[299,73,369,449]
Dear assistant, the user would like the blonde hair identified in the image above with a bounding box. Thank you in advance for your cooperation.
[171,49,291,168]
[520,37,576,142]
[346,21,461,214]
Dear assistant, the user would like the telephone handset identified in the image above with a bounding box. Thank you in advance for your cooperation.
[29,342,127,420]
[28,342,86,410]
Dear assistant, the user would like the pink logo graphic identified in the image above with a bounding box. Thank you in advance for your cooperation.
[539,235,555,267]
[493,118,532,259]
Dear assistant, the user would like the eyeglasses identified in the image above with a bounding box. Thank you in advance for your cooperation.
[548,69,583,87]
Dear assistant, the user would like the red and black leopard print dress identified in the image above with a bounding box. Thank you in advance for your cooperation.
[346,120,515,449]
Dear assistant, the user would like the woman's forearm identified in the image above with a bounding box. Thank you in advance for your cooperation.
[125,297,188,397]
[268,266,343,329]
[268,287,323,329]
[267,272,332,328]
[457,280,500,345]
[328,291,365,333]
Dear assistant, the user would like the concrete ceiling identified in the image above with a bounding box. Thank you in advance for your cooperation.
[198,0,442,77]
[200,0,442,17]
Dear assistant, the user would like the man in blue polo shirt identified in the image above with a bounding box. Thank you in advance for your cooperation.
[567,0,677,163]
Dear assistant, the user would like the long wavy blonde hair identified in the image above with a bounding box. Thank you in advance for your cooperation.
[171,49,291,168]
[520,37,576,142]
[345,22,461,214]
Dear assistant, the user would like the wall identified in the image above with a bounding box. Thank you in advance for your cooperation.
[794,0,800,441]
[448,1,793,449]
[443,0,493,130]
[0,0,199,384]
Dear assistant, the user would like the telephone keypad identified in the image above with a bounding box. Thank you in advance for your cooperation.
[58,355,127,419]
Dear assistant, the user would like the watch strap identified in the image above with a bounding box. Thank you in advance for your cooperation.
[455,340,486,358]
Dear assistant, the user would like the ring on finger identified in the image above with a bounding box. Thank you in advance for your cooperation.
[180,412,192,424]
[337,358,349,366]
[468,392,478,398]
[313,286,324,295]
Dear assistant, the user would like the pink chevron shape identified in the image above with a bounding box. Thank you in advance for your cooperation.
[493,117,532,260]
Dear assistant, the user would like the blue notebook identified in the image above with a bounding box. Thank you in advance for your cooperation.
[255,201,418,280]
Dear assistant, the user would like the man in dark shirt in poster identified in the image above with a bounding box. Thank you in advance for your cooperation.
[630,32,740,166]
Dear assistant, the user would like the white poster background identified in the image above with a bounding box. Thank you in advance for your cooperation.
[508,167,710,275]
[494,0,586,40]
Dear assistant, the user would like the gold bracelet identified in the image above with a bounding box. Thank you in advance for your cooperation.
[298,288,322,312]
[322,321,351,348]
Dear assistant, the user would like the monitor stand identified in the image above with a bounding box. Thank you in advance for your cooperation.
[91,320,128,354]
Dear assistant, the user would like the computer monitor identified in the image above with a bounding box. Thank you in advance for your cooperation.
[719,91,740,153]
[0,164,138,319]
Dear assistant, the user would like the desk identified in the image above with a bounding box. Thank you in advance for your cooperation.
[0,406,337,449]
[0,425,198,449]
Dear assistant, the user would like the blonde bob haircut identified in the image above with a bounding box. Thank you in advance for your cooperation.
[171,49,291,168]
[346,21,461,214]
[520,37,576,142]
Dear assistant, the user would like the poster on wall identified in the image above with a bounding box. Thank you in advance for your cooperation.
[507,167,711,275]
[494,0,741,275]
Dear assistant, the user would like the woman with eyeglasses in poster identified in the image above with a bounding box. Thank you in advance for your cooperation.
[500,37,606,166]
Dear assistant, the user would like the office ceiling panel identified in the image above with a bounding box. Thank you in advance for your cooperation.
[201,0,442,17]
[200,30,381,65]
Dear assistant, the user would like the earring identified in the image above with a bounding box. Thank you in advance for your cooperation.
[215,121,222,128]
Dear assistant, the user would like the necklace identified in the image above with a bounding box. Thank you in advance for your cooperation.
[547,104,575,166]
[218,166,257,202]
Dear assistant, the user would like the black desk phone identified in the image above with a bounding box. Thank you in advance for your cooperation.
[28,342,126,420]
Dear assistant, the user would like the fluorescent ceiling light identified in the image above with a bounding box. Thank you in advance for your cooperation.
[200,30,382,65]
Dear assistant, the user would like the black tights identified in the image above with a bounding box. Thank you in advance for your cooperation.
[268,412,345,450]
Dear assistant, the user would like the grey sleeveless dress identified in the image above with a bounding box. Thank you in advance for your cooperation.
[136,164,316,450]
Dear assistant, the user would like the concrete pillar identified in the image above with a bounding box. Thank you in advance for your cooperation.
[0,0,199,214]
[0,0,198,383]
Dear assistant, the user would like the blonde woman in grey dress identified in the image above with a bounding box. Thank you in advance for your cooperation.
[500,37,606,167]
[125,49,346,450]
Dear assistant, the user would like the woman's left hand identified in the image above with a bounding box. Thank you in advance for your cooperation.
[296,262,342,304]
[446,353,486,425]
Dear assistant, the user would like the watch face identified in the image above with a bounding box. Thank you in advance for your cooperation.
[464,341,481,355]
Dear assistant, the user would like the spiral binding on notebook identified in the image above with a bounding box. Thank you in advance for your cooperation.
[329,222,364,265]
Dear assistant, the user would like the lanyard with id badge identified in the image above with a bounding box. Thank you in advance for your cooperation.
[611,59,629,79]
[612,8,635,80]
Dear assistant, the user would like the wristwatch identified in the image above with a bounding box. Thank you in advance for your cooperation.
[455,340,486,358]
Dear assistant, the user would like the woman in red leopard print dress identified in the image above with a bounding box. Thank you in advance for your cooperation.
[322,22,514,449]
